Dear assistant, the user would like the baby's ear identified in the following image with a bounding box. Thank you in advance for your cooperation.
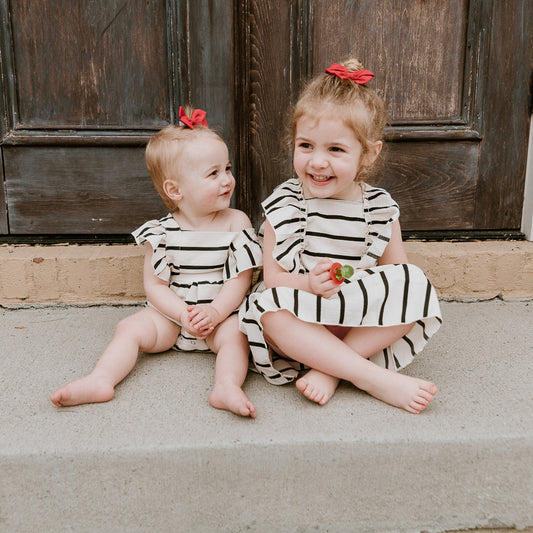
[163,179,182,202]
[364,140,382,166]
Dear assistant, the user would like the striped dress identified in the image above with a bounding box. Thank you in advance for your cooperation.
[239,178,442,385]
[133,213,262,352]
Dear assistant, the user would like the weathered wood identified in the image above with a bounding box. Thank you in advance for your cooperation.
[0,148,7,233]
[311,0,468,122]
[243,0,294,226]
[475,0,533,229]
[375,141,478,230]
[4,146,165,234]
[187,1,234,152]
[10,0,169,129]
[0,0,531,237]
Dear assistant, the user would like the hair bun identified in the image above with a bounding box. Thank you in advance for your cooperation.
[342,58,366,73]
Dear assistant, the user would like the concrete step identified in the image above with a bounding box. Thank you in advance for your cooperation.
[1,301,532,533]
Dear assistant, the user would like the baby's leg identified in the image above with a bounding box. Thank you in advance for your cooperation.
[206,315,256,418]
[50,308,179,407]
[262,311,436,414]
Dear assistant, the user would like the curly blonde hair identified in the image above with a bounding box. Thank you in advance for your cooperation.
[288,58,387,179]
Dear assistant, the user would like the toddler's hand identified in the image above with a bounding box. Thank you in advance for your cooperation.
[308,258,342,299]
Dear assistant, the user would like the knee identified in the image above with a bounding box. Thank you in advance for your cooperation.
[261,310,284,329]
[114,314,144,341]
[261,310,291,340]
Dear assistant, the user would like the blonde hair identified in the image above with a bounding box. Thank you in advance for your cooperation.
[145,108,223,210]
[289,57,387,179]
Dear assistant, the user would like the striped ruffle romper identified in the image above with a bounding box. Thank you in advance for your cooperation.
[133,213,262,352]
[239,178,442,385]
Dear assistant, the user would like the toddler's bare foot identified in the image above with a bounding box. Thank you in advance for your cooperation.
[209,383,257,418]
[361,369,437,414]
[50,375,115,407]
[296,370,340,405]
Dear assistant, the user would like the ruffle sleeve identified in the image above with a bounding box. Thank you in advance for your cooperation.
[223,227,263,281]
[261,178,307,274]
[359,185,400,268]
[131,214,174,281]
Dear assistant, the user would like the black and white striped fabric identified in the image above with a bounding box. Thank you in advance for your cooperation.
[133,213,262,351]
[239,178,442,385]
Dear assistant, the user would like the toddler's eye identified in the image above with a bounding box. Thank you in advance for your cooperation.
[298,142,312,150]
[330,146,344,152]
[225,165,232,173]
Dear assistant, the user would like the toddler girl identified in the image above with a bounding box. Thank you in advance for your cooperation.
[51,107,261,418]
[240,59,442,414]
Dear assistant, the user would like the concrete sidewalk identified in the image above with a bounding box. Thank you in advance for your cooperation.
[1,301,532,532]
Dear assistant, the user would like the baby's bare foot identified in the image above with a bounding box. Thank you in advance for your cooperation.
[209,383,257,418]
[50,375,115,407]
[362,370,437,414]
[296,370,340,405]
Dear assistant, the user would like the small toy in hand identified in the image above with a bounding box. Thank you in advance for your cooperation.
[330,263,355,284]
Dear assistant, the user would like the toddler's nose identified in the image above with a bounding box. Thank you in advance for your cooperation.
[310,153,328,169]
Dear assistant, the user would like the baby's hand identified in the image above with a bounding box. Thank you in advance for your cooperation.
[187,304,222,333]
[308,258,342,299]
[179,308,212,340]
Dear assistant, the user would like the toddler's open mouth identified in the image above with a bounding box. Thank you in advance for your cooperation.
[310,174,333,183]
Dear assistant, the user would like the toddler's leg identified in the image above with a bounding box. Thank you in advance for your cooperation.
[262,311,436,414]
[295,325,343,405]
[50,308,179,407]
[206,315,256,418]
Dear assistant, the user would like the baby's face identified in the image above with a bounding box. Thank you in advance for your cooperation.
[173,135,235,215]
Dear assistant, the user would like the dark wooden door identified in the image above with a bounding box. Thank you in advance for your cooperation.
[1,0,531,237]
[237,0,532,233]
[0,0,235,235]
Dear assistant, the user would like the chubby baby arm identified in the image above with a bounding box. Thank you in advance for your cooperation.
[142,244,207,338]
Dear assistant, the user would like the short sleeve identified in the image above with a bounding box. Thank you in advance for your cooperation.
[262,178,307,273]
[360,185,400,267]
[223,227,263,280]
[132,214,174,281]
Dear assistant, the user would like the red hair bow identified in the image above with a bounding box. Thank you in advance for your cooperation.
[179,106,208,128]
[325,63,374,85]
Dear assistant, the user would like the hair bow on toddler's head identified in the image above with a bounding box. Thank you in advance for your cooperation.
[325,63,374,85]
[179,106,208,129]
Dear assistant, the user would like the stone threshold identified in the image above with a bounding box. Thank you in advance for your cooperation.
[1,241,532,305]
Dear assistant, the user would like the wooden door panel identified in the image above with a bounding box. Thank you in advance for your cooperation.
[243,0,530,232]
[475,0,532,229]
[0,0,235,235]
[241,0,294,217]
[11,0,169,129]
[4,146,164,234]
[244,0,486,230]
[380,142,478,230]
[312,0,469,122]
